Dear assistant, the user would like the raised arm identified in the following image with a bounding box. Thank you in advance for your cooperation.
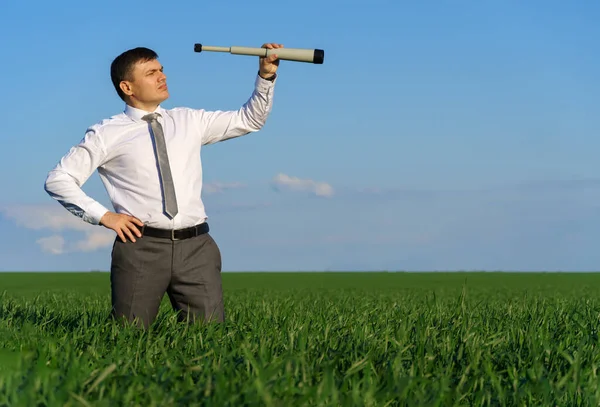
[199,43,282,145]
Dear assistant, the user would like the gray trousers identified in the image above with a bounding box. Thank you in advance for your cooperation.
[109,231,224,328]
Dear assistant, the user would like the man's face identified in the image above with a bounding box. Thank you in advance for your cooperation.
[121,58,169,107]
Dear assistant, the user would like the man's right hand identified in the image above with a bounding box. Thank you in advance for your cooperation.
[99,212,144,242]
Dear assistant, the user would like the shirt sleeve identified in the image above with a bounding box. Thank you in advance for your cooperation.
[44,127,111,225]
[198,74,276,145]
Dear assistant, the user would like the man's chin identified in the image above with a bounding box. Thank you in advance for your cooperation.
[158,93,169,103]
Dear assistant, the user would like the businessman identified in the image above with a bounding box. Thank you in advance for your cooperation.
[44,43,282,328]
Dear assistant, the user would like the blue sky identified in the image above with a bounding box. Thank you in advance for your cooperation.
[1,0,599,271]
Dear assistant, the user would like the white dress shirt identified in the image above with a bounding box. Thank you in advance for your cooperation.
[44,74,276,230]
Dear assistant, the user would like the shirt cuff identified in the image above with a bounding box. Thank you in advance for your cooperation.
[255,73,276,92]
[83,201,111,225]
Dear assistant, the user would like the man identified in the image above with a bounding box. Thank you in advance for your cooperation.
[44,43,282,328]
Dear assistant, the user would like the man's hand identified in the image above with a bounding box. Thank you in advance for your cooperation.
[259,43,283,79]
[100,212,144,243]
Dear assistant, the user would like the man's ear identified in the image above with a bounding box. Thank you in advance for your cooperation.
[119,80,133,97]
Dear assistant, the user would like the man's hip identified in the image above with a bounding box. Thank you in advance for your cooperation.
[109,222,224,326]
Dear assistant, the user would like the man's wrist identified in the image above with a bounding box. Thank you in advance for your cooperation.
[258,70,276,81]
[85,203,111,225]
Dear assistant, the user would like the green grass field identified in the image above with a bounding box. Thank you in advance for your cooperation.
[1,271,600,406]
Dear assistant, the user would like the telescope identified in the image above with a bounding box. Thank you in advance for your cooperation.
[194,43,324,64]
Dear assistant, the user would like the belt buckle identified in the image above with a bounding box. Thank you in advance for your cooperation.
[171,229,179,241]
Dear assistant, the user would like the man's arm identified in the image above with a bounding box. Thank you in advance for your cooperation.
[44,127,111,225]
[45,127,145,242]
[199,74,276,145]
[199,43,282,146]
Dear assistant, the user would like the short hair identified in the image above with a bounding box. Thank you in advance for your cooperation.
[110,47,158,101]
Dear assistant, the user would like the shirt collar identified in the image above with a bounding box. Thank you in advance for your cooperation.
[124,104,165,122]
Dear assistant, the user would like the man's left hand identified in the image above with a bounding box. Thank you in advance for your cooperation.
[259,43,283,79]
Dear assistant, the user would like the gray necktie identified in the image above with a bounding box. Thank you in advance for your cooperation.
[142,112,179,219]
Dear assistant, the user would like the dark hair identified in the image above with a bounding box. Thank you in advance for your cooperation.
[110,47,158,101]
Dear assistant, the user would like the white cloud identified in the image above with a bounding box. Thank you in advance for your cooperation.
[203,181,246,194]
[2,204,93,232]
[1,204,115,255]
[36,235,66,254]
[73,230,116,252]
[271,173,334,197]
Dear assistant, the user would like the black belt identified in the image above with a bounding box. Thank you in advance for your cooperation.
[141,222,209,240]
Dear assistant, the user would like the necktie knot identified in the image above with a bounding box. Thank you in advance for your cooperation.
[142,112,161,122]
